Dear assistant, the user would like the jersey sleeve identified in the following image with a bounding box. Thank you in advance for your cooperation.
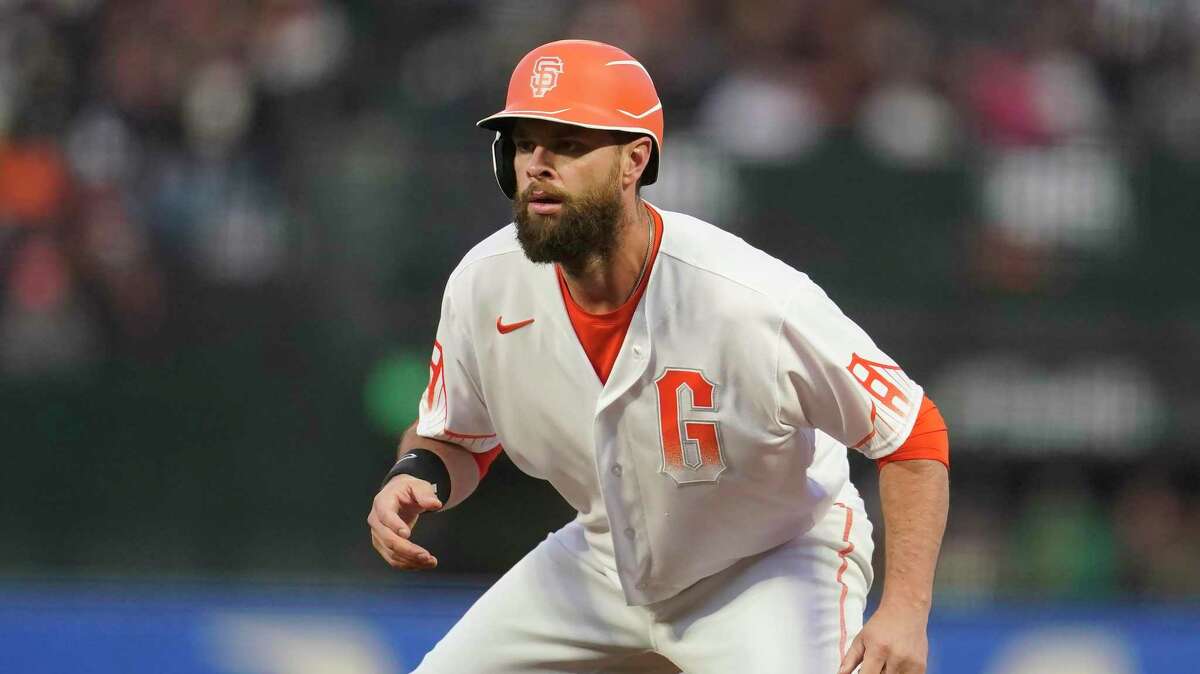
[776,280,923,460]
[876,396,949,468]
[415,283,500,454]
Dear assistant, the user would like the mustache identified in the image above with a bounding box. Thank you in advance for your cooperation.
[519,183,570,202]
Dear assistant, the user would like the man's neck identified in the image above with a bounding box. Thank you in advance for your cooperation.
[560,199,651,314]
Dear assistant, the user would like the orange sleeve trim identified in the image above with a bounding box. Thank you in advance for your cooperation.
[442,428,497,440]
[472,444,504,479]
[877,396,949,469]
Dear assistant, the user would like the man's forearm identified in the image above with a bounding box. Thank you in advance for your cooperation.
[877,459,949,617]
[396,422,482,509]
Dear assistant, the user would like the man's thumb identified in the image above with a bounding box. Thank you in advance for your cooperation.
[416,485,443,510]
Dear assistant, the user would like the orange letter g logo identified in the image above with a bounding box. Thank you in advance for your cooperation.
[654,368,726,485]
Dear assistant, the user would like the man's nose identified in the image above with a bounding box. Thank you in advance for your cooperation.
[524,145,556,180]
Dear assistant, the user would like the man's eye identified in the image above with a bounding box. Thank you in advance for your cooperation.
[514,141,534,153]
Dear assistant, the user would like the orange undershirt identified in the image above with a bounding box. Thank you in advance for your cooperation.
[472,444,504,478]
[558,203,664,384]
[878,396,950,469]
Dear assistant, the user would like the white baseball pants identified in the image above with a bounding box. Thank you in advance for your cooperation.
[413,501,873,674]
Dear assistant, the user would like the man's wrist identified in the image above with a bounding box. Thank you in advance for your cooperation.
[877,589,933,619]
[383,448,452,503]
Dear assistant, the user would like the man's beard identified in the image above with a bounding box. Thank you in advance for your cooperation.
[513,165,624,273]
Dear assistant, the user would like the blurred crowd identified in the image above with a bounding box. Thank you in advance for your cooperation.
[0,0,352,376]
[926,462,1200,602]
[2,0,1198,599]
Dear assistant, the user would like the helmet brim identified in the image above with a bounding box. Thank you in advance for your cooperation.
[477,111,661,190]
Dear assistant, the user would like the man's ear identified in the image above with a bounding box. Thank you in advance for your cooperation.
[623,136,653,189]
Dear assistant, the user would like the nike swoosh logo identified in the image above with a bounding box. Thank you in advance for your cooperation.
[496,316,535,334]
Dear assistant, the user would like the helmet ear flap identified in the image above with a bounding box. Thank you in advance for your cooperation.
[642,145,659,187]
[491,132,516,199]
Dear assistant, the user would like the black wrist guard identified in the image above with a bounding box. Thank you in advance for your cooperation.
[382,448,452,503]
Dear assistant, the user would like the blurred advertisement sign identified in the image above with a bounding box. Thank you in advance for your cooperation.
[2,583,1199,674]
[932,354,1166,455]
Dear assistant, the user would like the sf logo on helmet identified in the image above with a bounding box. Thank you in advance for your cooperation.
[529,56,564,98]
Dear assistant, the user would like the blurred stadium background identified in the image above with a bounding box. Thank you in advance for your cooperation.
[2,0,1199,672]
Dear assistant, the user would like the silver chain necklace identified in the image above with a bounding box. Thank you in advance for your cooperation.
[622,203,654,305]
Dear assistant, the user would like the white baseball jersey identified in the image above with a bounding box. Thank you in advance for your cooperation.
[417,204,922,606]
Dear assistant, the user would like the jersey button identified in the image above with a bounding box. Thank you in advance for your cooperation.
[632,345,643,358]
[624,527,635,539]
[611,464,623,476]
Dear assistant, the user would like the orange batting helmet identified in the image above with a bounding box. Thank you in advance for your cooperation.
[477,39,664,199]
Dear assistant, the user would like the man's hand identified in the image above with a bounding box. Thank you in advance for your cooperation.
[837,604,929,674]
[367,475,444,570]
[841,458,947,673]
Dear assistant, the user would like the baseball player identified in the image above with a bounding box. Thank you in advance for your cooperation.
[367,39,950,674]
